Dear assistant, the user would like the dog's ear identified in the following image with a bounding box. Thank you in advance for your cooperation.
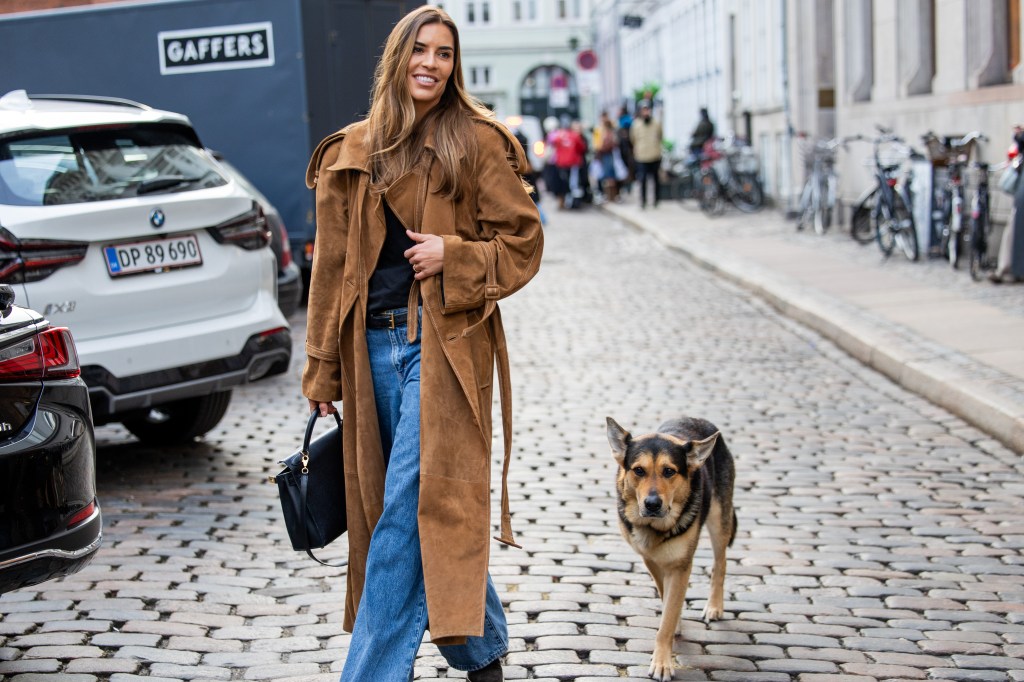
[687,431,719,470]
[606,417,630,467]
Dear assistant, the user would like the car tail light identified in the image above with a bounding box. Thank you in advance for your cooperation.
[270,216,293,268]
[0,326,81,382]
[303,240,315,265]
[259,326,288,339]
[66,499,97,529]
[0,227,88,284]
[207,202,270,250]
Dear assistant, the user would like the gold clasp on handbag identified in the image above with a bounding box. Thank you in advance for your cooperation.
[301,451,310,474]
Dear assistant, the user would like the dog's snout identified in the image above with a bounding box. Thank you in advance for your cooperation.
[644,495,663,514]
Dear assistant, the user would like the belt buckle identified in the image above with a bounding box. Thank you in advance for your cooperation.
[387,311,396,330]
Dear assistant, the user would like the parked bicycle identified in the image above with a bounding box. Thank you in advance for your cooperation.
[795,134,861,234]
[695,137,765,215]
[967,160,1005,281]
[666,154,706,206]
[853,127,919,260]
[922,131,988,268]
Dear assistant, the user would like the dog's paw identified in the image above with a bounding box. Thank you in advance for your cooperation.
[648,650,676,681]
[701,601,724,622]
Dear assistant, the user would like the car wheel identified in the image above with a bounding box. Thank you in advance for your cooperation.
[122,391,232,445]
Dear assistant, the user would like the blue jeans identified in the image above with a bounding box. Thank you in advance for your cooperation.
[341,309,508,681]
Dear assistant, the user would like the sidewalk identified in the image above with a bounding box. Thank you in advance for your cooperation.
[600,196,1024,453]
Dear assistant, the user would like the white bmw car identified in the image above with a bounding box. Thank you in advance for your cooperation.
[0,90,290,444]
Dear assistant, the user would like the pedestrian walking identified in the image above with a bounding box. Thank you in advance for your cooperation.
[617,104,636,193]
[302,6,544,680]
[630,102,663,209]
[593,111,619,203]
[991,125,1024,284]
[551,118,587,209]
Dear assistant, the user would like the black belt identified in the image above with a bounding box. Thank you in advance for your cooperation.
[366,309,408,329]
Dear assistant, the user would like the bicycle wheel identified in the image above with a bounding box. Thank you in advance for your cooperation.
[893,193,918,261]
[959,228,973,272]
[730,173,764,213]
[969,193,990,282]
[948,230,961,268]
[875,199,897,257]
[929,188,949,259]
[851,188,878,244]
[699,170,725,215]
[797,181,814,231]
[813,176,830,235]
[969,233,985,281]
[949,187,964,269]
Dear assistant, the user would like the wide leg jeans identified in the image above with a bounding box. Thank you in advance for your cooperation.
[341,310,508,681]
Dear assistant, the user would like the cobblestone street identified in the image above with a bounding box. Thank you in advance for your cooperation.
[1,206,1023,681]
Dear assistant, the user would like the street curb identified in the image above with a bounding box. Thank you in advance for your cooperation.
[603,205,1024,454]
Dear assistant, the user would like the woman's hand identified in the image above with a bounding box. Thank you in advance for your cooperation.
[405,230,444,280]
[308,399,337,417]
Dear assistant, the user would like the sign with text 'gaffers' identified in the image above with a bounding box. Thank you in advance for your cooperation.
[158,22,274,75]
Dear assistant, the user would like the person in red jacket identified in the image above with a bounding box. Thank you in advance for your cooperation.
[551,119,587,208]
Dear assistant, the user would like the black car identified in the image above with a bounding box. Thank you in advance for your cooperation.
[0,284,101,594]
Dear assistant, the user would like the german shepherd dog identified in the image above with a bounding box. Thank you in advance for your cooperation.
[606,416,737,681]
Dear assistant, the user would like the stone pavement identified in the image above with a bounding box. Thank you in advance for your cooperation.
[600,197,1024,455]
[1,205,1023,681]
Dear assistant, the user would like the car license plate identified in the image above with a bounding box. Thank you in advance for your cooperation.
[104,234,202,277]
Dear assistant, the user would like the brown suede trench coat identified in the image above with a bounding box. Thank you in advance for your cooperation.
[302,118,543,645]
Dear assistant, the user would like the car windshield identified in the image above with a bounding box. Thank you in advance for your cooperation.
[0,124,227,206]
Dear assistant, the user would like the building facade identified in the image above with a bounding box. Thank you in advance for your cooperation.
[592,0,1023,217]
[831,0,1022,212]
[439,0,597,127]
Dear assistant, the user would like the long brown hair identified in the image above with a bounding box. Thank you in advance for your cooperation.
[366,5,512,200]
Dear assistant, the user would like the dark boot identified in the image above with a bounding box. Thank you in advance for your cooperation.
[466,658,503,682]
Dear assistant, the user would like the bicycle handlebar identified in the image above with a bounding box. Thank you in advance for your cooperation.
[955,131,989,146]
[923,129,989,150]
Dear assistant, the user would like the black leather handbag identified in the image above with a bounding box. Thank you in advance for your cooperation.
[272,410,346,566]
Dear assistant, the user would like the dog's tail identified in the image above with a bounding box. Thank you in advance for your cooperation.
[728,510,738,547]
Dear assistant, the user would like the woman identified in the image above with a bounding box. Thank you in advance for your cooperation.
[991,125,1024,284]
[302,6,543,680]
[594,112,619,202]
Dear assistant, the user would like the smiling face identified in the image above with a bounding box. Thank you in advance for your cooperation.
[407,22,455,122]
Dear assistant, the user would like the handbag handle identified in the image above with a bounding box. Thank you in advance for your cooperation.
[297,410,344,567]
[304,409,342,448]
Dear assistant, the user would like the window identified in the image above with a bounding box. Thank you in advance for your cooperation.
[470,66,492,87]
[0,125,225,207]
[844,0,873,102]
[556,0,580,19]
[466,1,491,25]
[897,0,934,96]
[512,0,537,22]
[967,0,1012,87]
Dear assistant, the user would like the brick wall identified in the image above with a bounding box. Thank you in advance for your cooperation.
[0,0,127,14]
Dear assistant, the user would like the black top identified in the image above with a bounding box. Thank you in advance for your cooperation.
[367,198,416,314]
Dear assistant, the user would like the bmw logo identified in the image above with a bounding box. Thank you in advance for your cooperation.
[149,208,166,229]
